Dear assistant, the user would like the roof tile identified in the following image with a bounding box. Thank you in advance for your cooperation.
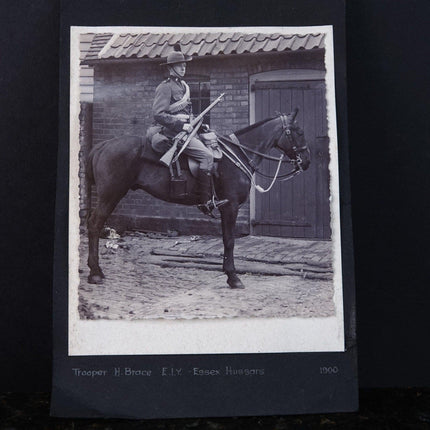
[122,34,136,48]
[277,35,295,51]
[218,32,233,43]
[83,33,113,62]
[205,32,222,43]
[168,33,183,45]
[133,33,147,46]
[143,33,163,46]
[243,32,258,42]
[231,32,243,42]
[236,38,250,54]
[125,44,141,58]
[290,34,306,50]
[256,33,267,42]
[263,37,281,52]
[111,34,128,48]
[223,38,242,54]
[198,40,217,56]
[82,31,325,64]
[146,43,165,58]
[180,33,197,45]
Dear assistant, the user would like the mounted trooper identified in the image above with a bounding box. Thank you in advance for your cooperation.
[147,44,228,215]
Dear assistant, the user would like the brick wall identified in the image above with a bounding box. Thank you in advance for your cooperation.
[89,50,323,235]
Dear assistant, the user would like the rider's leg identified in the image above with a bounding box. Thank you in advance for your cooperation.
[196,169,213,210]
[183,136,214,171]
[184,137,229,213]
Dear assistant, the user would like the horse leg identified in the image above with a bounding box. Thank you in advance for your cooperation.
[220,204,245,289]
[87,194,124,284]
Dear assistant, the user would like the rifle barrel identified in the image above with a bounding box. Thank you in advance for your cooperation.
[190,93,224,127]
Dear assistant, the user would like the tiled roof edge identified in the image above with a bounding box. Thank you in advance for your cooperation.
[82,32,325,64]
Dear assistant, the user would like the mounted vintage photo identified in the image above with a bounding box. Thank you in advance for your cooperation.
[69,26,345,355]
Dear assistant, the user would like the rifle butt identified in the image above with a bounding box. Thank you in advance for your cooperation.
[159,143,177,166]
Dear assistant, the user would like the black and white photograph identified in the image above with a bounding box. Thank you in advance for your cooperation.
[6,0,430,424]
[69,26,345,355]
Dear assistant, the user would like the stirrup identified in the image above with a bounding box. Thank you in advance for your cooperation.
[197,198,229,217]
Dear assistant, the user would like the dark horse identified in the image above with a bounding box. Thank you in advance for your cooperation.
[86,109,310,289]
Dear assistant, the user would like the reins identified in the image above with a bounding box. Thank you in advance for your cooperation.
[219,134,294,163]
[219,139,286,193]
[217,115,306,193]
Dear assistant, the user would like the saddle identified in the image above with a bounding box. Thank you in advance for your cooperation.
[142,131,223,178]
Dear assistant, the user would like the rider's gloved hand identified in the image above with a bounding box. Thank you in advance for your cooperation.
[182,123,193,132]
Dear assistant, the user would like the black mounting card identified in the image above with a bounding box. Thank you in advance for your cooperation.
[52,0,357,418]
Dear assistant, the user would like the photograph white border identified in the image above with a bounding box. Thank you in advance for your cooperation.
[69,25,344,355]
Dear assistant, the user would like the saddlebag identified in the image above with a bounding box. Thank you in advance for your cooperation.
[199,132,223,160]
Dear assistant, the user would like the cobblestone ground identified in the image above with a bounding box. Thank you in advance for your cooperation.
[77,231,335,320]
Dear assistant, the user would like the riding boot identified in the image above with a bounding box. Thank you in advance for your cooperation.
[196,169,229,215]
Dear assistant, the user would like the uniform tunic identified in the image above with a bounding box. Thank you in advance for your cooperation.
[152,76,191,135]
[150,75,213,171]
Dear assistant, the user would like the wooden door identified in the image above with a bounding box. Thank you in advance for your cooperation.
[252,80,331,239]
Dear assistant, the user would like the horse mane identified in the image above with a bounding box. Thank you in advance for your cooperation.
[235,116,277,136]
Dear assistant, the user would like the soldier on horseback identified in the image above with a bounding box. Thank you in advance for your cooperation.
[147,44,228,215]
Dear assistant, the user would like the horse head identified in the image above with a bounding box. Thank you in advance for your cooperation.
[275,109,311,171]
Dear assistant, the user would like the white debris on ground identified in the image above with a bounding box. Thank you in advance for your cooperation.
[105,240,119,250]
[102,227,121,240]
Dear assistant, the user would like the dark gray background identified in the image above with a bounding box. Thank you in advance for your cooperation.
[0,0,428,392]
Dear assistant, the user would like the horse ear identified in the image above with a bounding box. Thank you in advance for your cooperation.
[292,108,299,120]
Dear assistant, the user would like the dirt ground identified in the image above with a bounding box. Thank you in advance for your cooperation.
[77,231,335,320]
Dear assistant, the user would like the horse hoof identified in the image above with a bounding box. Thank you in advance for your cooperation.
[88,274,104,284]
[227,277,245,289]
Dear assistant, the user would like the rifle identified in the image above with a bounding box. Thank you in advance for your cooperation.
[159,93,225,166]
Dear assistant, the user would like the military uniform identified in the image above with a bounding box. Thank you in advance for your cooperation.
[147,45,228,215]
[148,76,214,172]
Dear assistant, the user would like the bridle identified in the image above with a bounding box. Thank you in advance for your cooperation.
[218,114,308,191]
[274,113,309,175]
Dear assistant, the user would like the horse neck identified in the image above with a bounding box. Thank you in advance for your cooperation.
[236,118,281,167]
